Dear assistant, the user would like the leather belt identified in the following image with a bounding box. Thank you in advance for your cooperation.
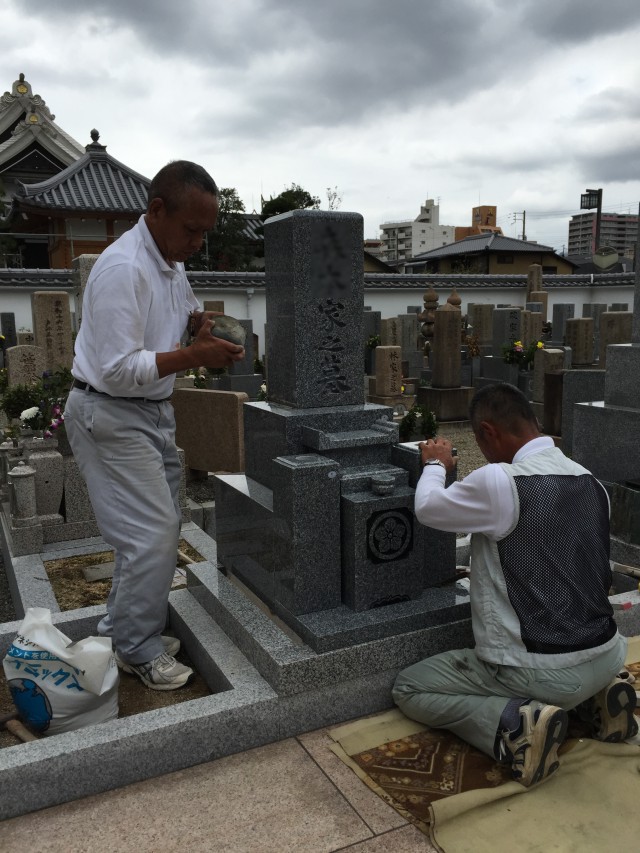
[71,379,171,403]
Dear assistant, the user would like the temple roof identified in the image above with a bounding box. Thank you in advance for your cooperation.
[10,130,150,216]
[0,73,84,172]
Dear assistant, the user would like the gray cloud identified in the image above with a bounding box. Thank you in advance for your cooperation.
[576,143,640,183]
[519,0,640,43]
[578,87,640,121]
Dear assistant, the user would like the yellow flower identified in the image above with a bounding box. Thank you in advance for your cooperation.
[514,340,522,347]
[536,341,543,348]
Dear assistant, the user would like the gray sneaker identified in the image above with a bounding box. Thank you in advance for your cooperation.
[581,680,638,742]
[116,652,193,691]
[501,701,568,787]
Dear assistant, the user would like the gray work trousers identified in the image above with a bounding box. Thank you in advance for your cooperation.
[392,634,627,757]
[64,389,181,664]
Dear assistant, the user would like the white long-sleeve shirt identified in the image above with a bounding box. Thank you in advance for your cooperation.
[414,436,556,538]
[72,215,200,399]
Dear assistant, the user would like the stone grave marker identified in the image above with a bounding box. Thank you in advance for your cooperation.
[599,311,632,368]
[1,313,17,348]
[32,291,74,372]
[582,303,607,362]
[551,303,575,346]
[565,317,594,367]
[5,345,46,386]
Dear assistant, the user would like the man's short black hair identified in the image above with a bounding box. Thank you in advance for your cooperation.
[147,160,218,213]
[469,382,539,434]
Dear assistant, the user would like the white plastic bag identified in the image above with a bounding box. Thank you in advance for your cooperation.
[2,607,119,735]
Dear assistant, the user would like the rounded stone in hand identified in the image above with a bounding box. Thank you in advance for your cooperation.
[210,315,247,347]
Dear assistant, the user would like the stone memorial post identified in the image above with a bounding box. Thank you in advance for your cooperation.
[526,264,542,300]
[551,303,575,347]
[380,317,402,348]
[1,313,17,349]
[599,312,632,368]
[374,346,403,396]
[529,290,548,322]
[5,345,46,387]
[72,254,99,327]
[32,291,74,372]
[565,318,594,367]
[582,303,607,362]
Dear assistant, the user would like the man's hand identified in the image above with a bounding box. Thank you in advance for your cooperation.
[189,317,245,369]
[189,310,222,337]
[418,437,458,473]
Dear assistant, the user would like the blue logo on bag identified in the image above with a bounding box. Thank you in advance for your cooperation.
[7,679,52,732]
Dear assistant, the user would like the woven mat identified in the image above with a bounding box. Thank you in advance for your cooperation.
[329,637,640,852]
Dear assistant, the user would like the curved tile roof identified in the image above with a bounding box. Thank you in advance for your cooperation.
[13,133,149,214]
[0,268,635,291]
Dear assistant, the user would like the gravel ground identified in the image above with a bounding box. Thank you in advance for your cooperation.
[436,422,485,480]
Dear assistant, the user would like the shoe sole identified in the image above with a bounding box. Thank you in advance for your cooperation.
[518,706,568,788]
[118,660,193,691]
[595,682,638,742]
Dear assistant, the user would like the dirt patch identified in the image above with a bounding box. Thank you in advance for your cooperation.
[43,539,206,611]
[0,540,213,747]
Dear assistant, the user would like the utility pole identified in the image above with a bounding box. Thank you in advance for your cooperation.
[513,211,527,240]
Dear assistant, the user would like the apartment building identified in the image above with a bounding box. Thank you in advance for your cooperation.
[568,211,638,258]
[379,199,454,264]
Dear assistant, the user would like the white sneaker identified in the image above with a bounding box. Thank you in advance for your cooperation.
[116,652,193,691]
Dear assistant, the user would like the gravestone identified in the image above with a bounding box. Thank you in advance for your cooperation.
[469,304,493,353]
[5,345,46,386]
[16,331,35,346]
[72,254,99,325]
[573,212,640,497]
[491,307,521,357]
[203,300,225,313]
[380,317,402,348]
[521,310,543,349]
[565,317,594,367]
[31,291,74,372]
[363,309,381,374]
[526,264,542,299]
[550,303,575,346]
[215,209,460,645]
[599,312,632,368]
[372,346,402,396]
[1,313,17,348]
[418,304,474,420]
[173,388,248,474]
[582,303,607,362]
[529,291,548,321]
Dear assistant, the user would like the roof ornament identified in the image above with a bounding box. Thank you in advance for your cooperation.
[85,128,107,153]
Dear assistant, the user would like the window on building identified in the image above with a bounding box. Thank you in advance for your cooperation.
[542,266,557,274]
[496,254,514,264]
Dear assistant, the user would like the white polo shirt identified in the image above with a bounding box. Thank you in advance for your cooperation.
[72,214,200,399]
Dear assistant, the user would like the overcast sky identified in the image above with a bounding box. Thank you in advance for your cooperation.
[3,0,640,251]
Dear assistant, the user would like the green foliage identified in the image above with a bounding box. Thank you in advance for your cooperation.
[253,356,264,375]
[366,335,381,349]
[187,187,255,272]
[0,368,71,436]
[0,382,44,420]
[261,183,321,219]
[398,405,438,441]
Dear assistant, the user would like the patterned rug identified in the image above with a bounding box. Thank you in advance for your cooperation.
[329,637,640,849]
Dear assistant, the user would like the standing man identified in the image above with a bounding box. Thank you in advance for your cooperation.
[393,383,637,786]
[65,161,245,690]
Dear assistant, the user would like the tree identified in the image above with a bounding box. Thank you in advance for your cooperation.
[326,186,343,210]
[187,187,255,272]
[261,183,320,219]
